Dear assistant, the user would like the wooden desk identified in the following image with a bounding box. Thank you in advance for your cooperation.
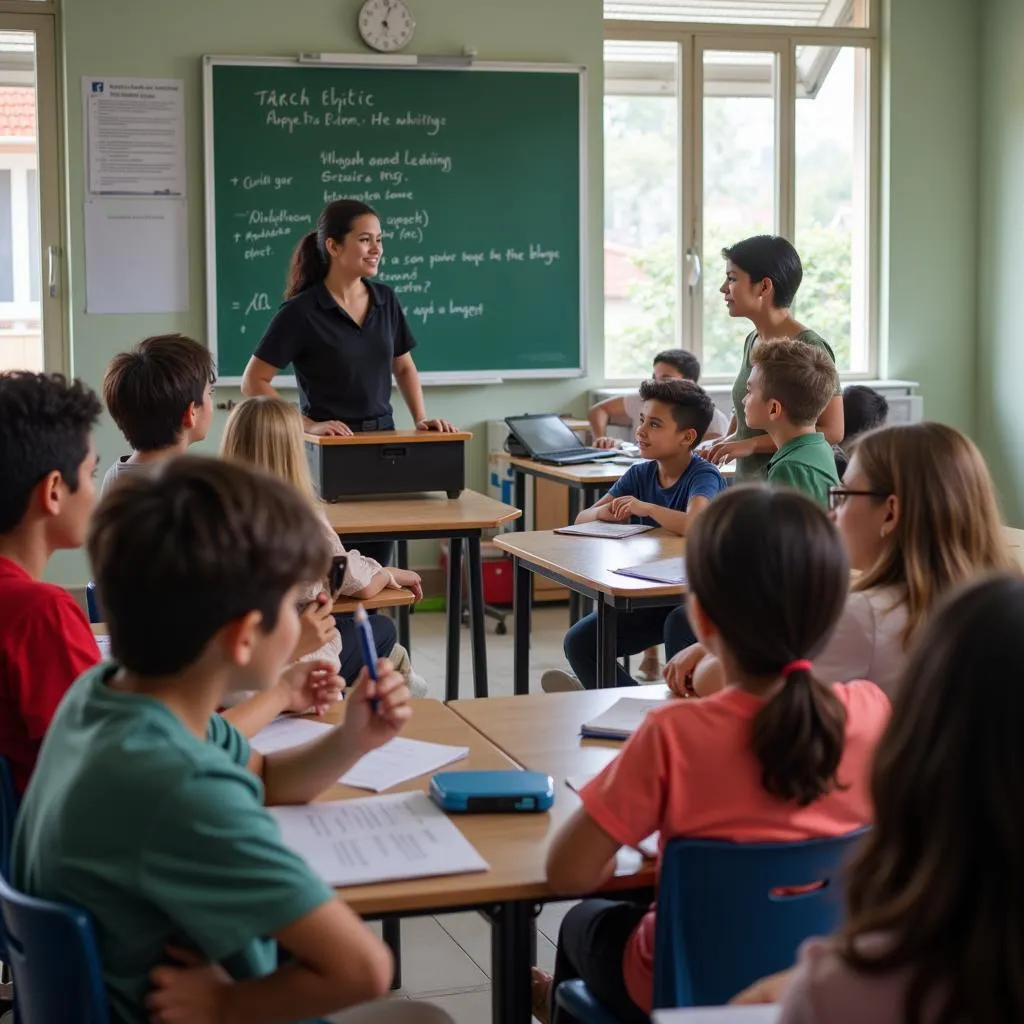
[331,588,414,616]
[495,530,686,693]
[496,452,630,520]
[320,490,522,701]
[317,698,651,1024]
[306,429,474,447]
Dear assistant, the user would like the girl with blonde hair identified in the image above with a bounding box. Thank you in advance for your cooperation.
[221,396,426,695]
[667,422,1016,698]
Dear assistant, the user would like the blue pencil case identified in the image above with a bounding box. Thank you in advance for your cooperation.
[429,770,555,813]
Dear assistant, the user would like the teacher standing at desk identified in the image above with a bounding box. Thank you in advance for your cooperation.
[241,199,456,437]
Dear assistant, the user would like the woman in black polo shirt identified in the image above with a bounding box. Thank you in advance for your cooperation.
[241,199,455,437]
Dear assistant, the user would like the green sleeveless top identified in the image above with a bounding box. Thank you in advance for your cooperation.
[729,328,840,480]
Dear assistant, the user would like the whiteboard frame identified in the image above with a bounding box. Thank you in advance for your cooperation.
[203,54,588,387]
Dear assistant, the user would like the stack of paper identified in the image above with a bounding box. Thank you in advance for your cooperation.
[581,696,665,740]
[554,522,654,539]
[95,634,112,660]
[269,791,488,887]
[251,720,469,792]
[613,557,687,585]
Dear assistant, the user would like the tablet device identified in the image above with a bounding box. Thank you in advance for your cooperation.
[429,770,555,813]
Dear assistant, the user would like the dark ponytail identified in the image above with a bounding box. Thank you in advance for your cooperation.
[685,485,850,806]
[284,199,379,299]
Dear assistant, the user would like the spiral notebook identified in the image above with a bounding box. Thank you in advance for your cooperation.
[580,696,666,740]
[613,557,687,585]
[554,522,654,539]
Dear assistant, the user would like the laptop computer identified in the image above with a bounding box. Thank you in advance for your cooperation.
[505,414,618,466]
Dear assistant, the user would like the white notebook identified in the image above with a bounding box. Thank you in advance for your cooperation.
[613,556,687,585]
[580,696,665,740]
[269,791,488,887]
[251,721,469,792]
[555,522,654,539]
[652,1009,780,1024]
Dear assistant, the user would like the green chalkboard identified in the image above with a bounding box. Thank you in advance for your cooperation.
[203,58,585,381]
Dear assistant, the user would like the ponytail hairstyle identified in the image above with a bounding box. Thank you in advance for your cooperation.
[285,199,378,299]
[841,574,1024,1024]
[685,485,850,805]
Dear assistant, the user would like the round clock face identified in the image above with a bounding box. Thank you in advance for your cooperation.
[358,0,415,53]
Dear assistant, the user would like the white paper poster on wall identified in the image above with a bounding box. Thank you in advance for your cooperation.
[83,77,186,197]
[84,199,189,314]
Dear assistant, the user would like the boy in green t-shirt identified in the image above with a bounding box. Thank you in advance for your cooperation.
[742,339,841,508]
[11,456,433,1024]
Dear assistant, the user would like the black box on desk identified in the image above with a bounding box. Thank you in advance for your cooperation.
[305,430,471,501]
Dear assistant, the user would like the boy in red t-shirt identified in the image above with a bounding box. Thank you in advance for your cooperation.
[0,372,103,791]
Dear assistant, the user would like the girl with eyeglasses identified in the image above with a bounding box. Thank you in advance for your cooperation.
[666,422,1015,698]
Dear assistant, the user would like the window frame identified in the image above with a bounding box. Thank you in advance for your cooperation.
[603,0,882,384]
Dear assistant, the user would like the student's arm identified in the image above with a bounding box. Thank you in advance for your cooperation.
[222,659,343,739]
[610,494,711,536]
[705,431,776,466]
[547,710,670,893]
[392,352,456,432]
[588,396,628,439]
[251,662,412,806]
[148,901,393,1024]
[816,394,845,445]
[574,493,618,524]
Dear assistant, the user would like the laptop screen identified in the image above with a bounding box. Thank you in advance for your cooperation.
[507,415,582,455]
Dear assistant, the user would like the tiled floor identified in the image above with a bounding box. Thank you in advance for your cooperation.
[326,603,655,1024]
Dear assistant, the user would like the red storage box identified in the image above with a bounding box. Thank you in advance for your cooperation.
[440,543,514,607]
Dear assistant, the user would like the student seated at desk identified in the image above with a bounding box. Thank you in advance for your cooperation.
[588,349,730,449]
[734,575,1024,1024]
[10,456,455,1024]
[99,333,215,496]
[743,338,841,508]
[833,384,890,477]
[0,373,346,794]
[534,487,890,1024]
[221,395,427,697]
[541,379,725,693]
[666,422,1016,700]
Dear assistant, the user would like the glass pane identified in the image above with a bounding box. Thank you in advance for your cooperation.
[0,30,43,373]
[795,46,870,373]
[604,40,680,378]
[701,49,777,377]
[605,0,868,30]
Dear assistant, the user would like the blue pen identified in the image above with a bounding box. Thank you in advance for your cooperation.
[354,604,380,712]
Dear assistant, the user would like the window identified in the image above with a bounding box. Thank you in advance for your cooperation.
[603,0,878,381]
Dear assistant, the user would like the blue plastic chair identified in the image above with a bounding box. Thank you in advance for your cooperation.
[0,871,109,1024]
[86,581,103,624]
[0,756,17,882]
[555,829,867,1022]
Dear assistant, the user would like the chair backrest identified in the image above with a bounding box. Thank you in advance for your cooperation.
[652,829,867,1008]
[0,756,16,881]
[0,871,109,1024]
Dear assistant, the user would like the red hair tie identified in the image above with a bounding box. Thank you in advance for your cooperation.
[782,660,813,678]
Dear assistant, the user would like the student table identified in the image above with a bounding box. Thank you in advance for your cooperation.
[494,529,686,693]
[320,490,521,700]
[317,698,653,1024]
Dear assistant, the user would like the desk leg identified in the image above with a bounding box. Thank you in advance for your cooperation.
[445,537,463,701]
[579,486,600,620]
[490,901,536,1024]
[596,599,619,689]
[467,536,489,699]
[513,557,532,695]
[395,539,411,651]
[513,470,526,532]
[567,488,582,626]
[383,918,402,990]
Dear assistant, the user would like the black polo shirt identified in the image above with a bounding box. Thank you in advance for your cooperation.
[254,280,417,423]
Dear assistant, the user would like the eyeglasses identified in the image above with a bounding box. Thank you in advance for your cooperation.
[827,487,889,512]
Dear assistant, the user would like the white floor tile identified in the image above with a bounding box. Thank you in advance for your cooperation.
[436,910,492,977]
[417,988,493,1024]
[537,901,576,945]
[393,916,490,997]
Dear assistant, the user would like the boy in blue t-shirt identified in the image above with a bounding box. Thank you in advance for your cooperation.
[542,379,725,691]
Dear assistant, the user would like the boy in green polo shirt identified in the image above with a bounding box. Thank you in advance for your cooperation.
[742,338,841,508]
[10,456,444,1024]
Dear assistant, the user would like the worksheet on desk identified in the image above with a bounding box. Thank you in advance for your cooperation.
[269,791,489,887]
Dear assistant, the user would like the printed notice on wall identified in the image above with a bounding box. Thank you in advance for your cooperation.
[84,77,186,197]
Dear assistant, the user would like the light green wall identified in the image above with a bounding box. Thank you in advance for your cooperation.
[882,0,979,436]
[977,0,1024,525]
[48,0,996,581]
[49,0,604,583]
